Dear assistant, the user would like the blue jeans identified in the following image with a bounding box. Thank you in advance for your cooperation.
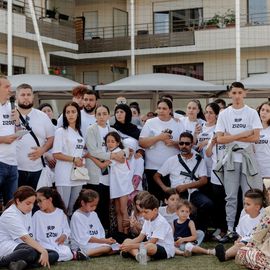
[0,161,18,205]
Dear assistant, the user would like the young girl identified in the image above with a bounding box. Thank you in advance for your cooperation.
[182,100,206,143]
[215,189,265,262]
[32,187,73,262]
[105,131,133,234]
[173,200,214,256]
[159,188,180,227]
[0,186,58,270]
[129,191,149,237]
[70,189,117,257]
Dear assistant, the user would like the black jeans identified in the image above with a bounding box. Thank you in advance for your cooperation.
[0,243,59,267]
[144,169,170,203]
[18,170,42,190]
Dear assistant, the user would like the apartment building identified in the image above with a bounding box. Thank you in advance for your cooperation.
[1,0,269,111]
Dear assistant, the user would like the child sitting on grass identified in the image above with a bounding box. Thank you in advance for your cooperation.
[129,191,149,237]
[215,189,265,262]
[159,188,180,227]
[70,189,117,258]
[120,193,175,262]
[173,200,214,256]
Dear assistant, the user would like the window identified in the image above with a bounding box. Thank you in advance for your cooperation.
[0,64,25,75]
[83,71,98,86]
[248,0,267,25]
[154,8,203,34]
[247,59,267,77]
[153,63,204,80]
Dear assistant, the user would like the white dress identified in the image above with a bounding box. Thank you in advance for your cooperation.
[109,147,133,199]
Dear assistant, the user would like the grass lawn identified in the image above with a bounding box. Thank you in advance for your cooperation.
[45,243,246,270]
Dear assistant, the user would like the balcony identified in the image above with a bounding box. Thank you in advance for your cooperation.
[0,0,76,44]
[78,21,195,53]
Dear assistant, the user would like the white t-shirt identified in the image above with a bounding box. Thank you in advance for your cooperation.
[80,110,96,139]
[53,127,86,186]
[16,109,55,171]
[0,101,17,165]
[206,135,226,185]
[0,204,32,257]
[141,213,175,258]
[158,206,178,227]
[182,117,205,135]
[70,210,109,253]
[109,147,133,199]
[236,210,264,242]
[215,105,262,162]
[197,124,216,177]
[140,117,184,170]
[32,208,72,261]
[158,153,207,193]
[255,127,270,177]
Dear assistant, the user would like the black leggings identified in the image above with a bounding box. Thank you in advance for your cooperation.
[0,243,59,267]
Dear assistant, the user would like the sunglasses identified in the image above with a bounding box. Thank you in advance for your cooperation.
[179,141,191,146]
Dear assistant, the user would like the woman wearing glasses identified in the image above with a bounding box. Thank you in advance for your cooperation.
[139,99,184,202]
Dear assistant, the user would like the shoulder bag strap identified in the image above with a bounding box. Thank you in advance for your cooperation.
[18,111,46,167]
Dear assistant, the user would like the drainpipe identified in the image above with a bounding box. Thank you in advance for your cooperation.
[7,0,12,76]
[130,0,135,76]
[27,0,49,74]
[235,0,241,81]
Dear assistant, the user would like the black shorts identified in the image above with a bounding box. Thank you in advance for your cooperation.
[151,244,168,260]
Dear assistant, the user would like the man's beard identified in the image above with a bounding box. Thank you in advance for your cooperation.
[18,102,33,109]
[84,106,96,113]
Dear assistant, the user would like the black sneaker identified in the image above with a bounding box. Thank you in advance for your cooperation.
[77,249,88,261]
[8,260,27,270]
[218,230,238,243]
[215,244,226,262]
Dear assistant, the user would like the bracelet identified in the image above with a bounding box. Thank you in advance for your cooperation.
[72,157,75,163]
[15,123,21,127]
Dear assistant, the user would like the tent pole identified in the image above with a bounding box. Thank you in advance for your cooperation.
[7,0,12,76]
[130,0,135,76]
[27,0,49,74]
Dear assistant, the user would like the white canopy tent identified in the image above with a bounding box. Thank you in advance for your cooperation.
[7,74,85,92]
[96,73,226,93]
[240,73,270,98]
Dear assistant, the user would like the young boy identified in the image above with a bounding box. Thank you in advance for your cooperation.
[159,188,180,227]
[215,189,265,262]
[120,194,175,261]
[215,82,263,242]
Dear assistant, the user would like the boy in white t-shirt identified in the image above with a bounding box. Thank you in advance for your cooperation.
[159,188,180,227]
[215,189,265,262]
[120,194,175,261]
[215,82,263,242]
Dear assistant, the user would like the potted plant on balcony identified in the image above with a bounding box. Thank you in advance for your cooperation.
[206,9,235,29]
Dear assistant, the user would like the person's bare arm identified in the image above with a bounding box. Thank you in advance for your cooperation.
[216,130,253,144]
[153,172,170,193]
[175,176,207,193]
[139,133,171,149]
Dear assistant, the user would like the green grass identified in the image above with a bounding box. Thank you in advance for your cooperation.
[44,243,245,270]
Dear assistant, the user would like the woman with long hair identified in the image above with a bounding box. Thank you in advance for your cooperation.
[139,99,184,202]
[0,186,58,270]
[255,101,270,179]
[53,102,86,216]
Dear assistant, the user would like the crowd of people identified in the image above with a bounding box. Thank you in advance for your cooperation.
[1,73,270,270]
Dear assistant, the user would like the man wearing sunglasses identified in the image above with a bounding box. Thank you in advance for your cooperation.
[153,132,213,231]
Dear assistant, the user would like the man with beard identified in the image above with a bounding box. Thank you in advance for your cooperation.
[81,89,98,138]
[0,75,21,205]
[16,84,55,189]
[153,132,213,231]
